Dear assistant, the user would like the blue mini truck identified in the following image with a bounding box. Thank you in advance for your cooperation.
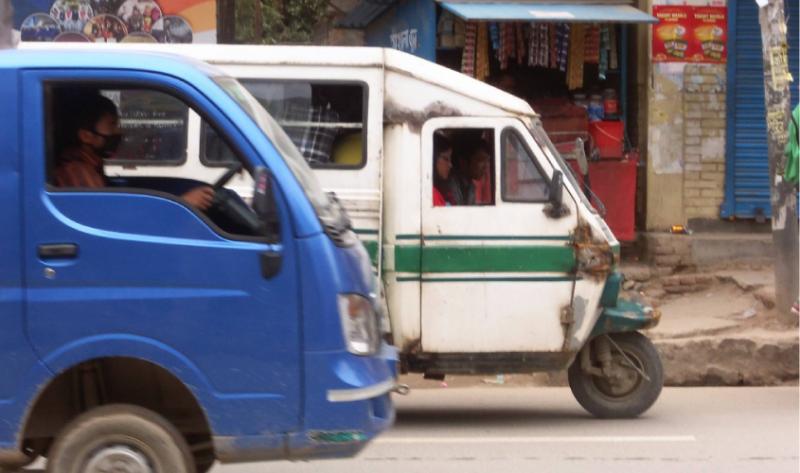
[0,49,396,472]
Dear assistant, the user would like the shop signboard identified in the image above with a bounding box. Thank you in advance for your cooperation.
[652,4,727,63]
[365,0,436,61]
[13,0,216,43]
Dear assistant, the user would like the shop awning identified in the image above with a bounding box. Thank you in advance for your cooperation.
[439,2,657,23]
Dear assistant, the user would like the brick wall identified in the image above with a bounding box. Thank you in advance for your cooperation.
[645,233,692,274]
[683,64,727,219]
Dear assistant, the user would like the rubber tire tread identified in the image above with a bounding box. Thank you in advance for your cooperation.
[194,450,216,473]
[568,332,663,419]
[46,403,196,473]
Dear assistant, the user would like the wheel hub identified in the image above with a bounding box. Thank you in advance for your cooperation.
[84,445,153,473]
[595,351,644,398]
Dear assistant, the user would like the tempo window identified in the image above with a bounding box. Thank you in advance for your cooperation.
[102,89,188,166]
[202,80,367,169]
[501,129,549,203]
[431,128,495,207]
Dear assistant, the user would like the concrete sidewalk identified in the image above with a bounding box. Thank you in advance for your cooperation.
[631,264,798,386]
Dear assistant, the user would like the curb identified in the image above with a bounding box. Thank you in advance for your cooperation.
[656,336,799,386]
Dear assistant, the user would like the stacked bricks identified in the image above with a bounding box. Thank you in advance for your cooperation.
[643,233,692,275]
[683,64,727,219]
[661,273,714,294]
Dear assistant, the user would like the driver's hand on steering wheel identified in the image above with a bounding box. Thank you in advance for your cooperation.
[182,186,215,211]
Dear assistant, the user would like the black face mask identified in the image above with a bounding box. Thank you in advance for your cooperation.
[92,130,123,158]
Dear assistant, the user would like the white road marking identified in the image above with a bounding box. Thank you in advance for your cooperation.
[375,435,696,444]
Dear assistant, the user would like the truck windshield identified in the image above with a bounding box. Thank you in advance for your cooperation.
[213,76,348,236]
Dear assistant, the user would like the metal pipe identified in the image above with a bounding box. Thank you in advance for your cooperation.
[392,384,410,395]
[580,342,604,377]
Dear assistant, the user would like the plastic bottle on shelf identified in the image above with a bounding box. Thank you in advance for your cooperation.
[588,94,604,122]
[603,88,618,119]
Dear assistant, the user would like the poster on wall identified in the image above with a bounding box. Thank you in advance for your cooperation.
[652,5,694,62]
[14,0,217,43]
[652,5,727,63]
[690,6,727,63]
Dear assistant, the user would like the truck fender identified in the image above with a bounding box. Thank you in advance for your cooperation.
[12,335,218,445]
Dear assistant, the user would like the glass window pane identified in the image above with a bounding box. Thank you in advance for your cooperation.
[234,80,366,168]
[201,121,238,166]
[432,128,495,206]
[502,130,549,202]
[49,85,265,240]
[102,89,188,165]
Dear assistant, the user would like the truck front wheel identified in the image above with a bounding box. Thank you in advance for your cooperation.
[568,332,663,418]
[46,404,195,473]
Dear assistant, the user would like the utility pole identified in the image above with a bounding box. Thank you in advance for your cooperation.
[253,0,264,43]
[217,0,236,43]
[0,0,14,49]
[757,0,799,322]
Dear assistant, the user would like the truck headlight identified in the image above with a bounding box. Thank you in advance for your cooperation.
[338,294,379,355]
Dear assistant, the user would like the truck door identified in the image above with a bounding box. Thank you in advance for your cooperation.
[20,70,301,433]
[420,117,581,353]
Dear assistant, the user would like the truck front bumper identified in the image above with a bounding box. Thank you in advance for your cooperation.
[289,341,398,459]
[213,342,398,464]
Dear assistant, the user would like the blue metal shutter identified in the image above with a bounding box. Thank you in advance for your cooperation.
[723,0,799,219]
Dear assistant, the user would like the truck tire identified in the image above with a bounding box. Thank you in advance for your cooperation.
[568,332,663,419]
[194,448,216,473]
[46,404,196,473]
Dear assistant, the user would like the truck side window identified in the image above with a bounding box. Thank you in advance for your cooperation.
[433,128,495,206]
[501,129,549,202]
[103,89,188,165]
[202,80,366,169]
[47,85,269,241]
[50,86,190,182]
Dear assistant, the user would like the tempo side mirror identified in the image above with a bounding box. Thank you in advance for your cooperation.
[253,166,280,243]
[574,137,589,177]
[544,170,570,219]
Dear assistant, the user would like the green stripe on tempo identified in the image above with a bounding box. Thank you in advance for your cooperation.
[396,275,579,283]
[363,241,379,266]
[423,235,571,241]
[394,234,571,241]
[395,246,422,271]
[394,245,575,274]
[354,229,379,236]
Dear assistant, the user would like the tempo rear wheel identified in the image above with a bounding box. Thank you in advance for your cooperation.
[46,404,195,473]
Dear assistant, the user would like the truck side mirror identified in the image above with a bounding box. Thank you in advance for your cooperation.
[253,166,280,243]
[544,170,570,219]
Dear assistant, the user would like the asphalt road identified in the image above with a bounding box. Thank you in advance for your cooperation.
[14,387,799,473]
[217,386,799,473]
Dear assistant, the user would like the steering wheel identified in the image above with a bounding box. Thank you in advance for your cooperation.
[207,163,263,236]
[213,163,243,190]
